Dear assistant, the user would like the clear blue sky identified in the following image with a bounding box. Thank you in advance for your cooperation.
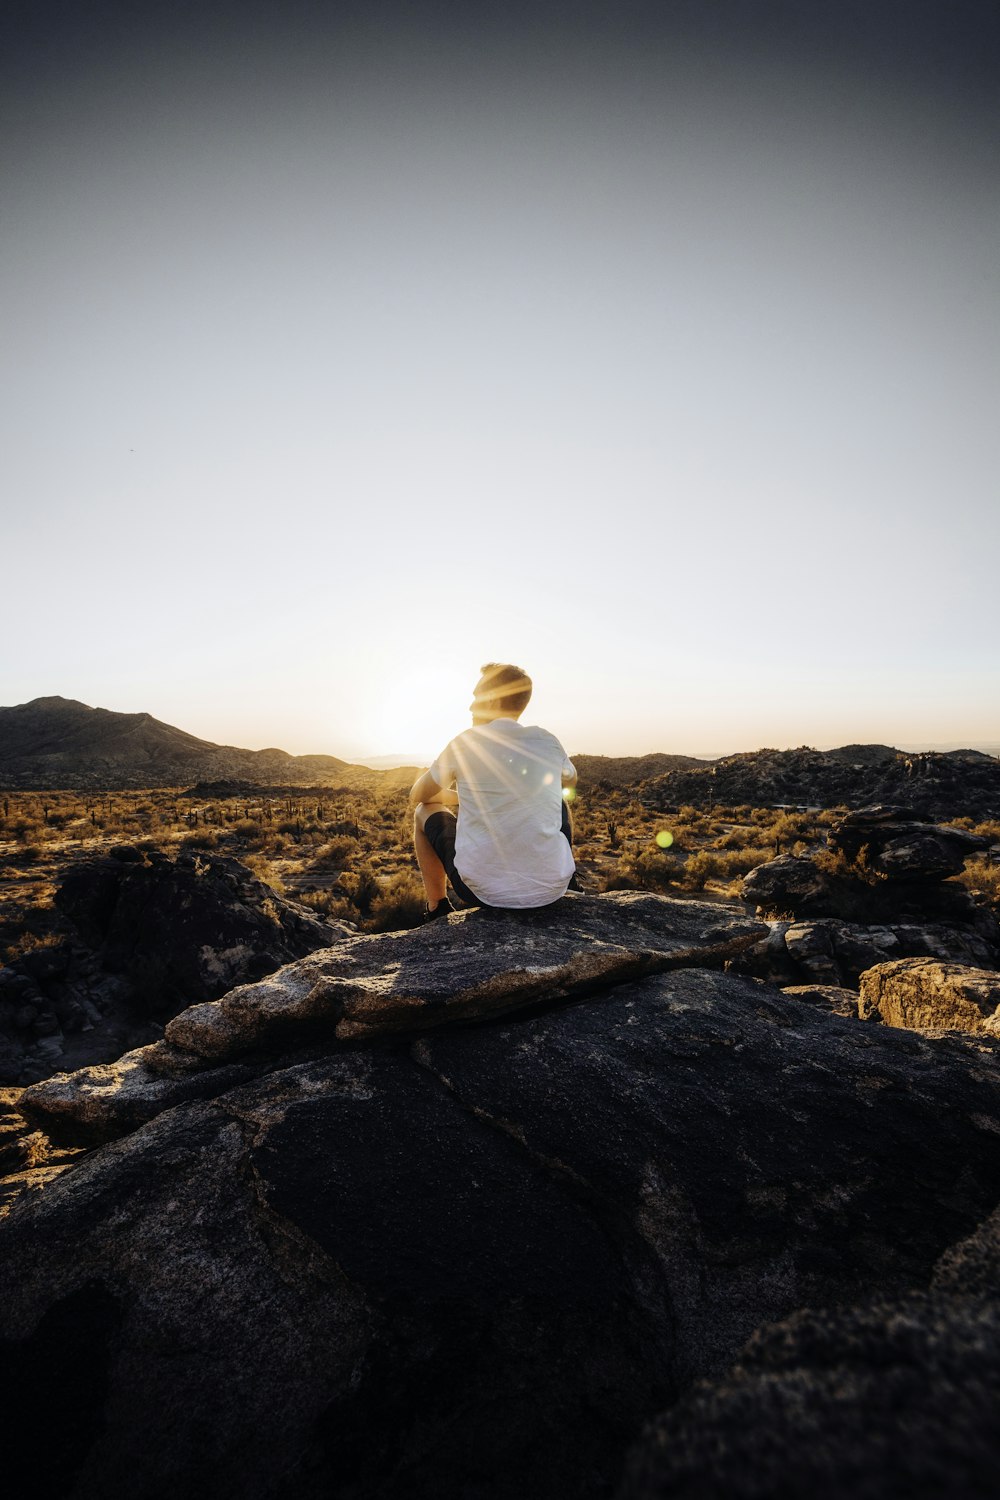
[3,3,998,759]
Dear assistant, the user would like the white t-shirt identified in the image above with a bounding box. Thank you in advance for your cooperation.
[430,720,576,908]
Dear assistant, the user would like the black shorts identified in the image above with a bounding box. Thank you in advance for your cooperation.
[422,810,483,907]
[422,803,574,909]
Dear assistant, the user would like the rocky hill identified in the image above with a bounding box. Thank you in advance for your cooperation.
[0,697,400,790]
[1,876,1000,1498]
[572,751,709,786]
[644,744,1000,818]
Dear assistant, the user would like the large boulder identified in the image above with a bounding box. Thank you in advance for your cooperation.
[740,855,834,915]
[859,958,1000,1035]
[3,950,1000,1500]
[828,807,990,879]
[0,849,353,1088]
[54,849,348,1016]
[619,1287,1000,1500]
[18,892,766,1143]
[732,915,998,990]
[621,1186,1000,1499]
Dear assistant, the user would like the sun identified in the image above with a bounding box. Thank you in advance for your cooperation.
[366,665,476,760]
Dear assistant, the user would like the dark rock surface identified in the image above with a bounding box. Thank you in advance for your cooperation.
[779,984,859,1017]
[827,806,991,879]
[740,853,834,913]
[621,1181,1000,1500]
[3,950,1000,1500]
[619,1289,1000,1500]
[0,849,352,1087]
[17,892,766,1142]
[55,848,346,1012]
[733,914,999,990]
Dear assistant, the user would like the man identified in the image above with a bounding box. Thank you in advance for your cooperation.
[411,663,577,916]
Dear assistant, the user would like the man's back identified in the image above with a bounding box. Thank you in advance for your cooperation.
[430,719,575,908]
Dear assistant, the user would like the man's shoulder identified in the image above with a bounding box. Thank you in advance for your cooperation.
[518,722,567,750]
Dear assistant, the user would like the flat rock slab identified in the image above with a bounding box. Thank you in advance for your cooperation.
[16,892,765,1144]
[860,958,1000,1035]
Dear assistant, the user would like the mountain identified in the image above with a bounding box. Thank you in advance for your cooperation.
[571,751,709,787]
[643,744,1000,818]
[0,697,390,790]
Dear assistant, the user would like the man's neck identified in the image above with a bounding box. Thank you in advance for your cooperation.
[472,712,522,727]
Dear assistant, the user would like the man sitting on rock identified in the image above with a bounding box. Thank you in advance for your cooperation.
[410,663,577,917]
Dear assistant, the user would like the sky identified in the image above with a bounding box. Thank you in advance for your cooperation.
[3,1,998,761]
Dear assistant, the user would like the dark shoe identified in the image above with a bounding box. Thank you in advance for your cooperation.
[422,899,454,922]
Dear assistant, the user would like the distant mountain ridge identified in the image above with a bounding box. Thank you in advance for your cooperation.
[0,698,996,808]
[571,752,710,787]
[0,697,410,790]
[642,744,1000,819]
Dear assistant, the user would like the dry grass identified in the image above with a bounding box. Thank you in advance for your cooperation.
[2,786,996,948]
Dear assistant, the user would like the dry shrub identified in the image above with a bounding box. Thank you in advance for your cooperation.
[179,831,219,851]
[368,871,426,932]
[958,858,1000,910]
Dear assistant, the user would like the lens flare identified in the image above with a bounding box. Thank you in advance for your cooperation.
[655,829,674,849]
[562,786,576,803]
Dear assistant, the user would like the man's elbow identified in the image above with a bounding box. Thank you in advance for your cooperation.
[410,771,440,806]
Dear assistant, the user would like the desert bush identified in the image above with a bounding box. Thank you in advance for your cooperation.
[313,836,358,867]
[674,805,702,826]
[958,858,1000,909]
[228,820,266,848]
[241,853,287,896]
[10,818,43,843]
[338,865,381,917]
[676,845,773,890]
[296,888,355,923]
[610,847,681,894]
[179,831,220,851]
[4,928,61,962]
[679,850,716,889]
[712,825,758,851]
[368,871,426,932]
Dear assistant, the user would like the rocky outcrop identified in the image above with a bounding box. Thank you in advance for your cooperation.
[3,955,1000,1500]
[740,853,834,913]
[779,984,859,1017]
[827,806,991,879]
[0,849,352,1088]
[17,893,766,1142]
[619,1284,1000,1500]
[736,809,1000,993]
[742,809,993,921]
[644,747,1000,818]
[621,1178,1000,1500]
[733,914,998,991]
[54,848,347,1011]
[859,958,1000,1035]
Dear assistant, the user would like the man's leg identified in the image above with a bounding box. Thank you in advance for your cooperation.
[413,803,450,906]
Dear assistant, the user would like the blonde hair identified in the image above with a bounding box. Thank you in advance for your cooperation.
[475,663,532,715]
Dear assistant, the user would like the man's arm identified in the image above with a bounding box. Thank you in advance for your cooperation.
[410,769,458,808]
